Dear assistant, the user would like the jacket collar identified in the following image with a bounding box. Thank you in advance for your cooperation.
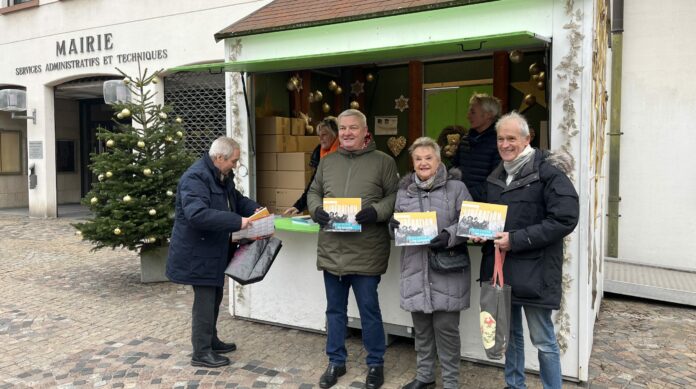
[487,148,541,191]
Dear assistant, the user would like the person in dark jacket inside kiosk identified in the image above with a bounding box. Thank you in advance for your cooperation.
[475,112,579,389]
[166,137,260,369]
[451,93,502,202]
[308,109,399,389]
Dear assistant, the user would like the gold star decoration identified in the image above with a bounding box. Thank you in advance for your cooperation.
[511,80,546,113]
[394,95,409,112]
[351,80,365,96]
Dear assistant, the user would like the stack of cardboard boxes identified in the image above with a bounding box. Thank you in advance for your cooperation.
[255,116,320,214]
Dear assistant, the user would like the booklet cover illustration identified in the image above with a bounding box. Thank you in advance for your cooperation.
[456,201,507,239]
[323,198,362,232]
[393,211,438,246]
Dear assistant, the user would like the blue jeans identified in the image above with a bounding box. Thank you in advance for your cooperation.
[323,271,385,366]
[504,305,562,389]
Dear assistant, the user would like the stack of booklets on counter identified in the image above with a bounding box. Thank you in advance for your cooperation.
[323,198,361,232]
[393,211,438,246]
[456,201,507,239]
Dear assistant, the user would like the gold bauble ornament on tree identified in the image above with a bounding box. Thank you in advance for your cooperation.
[97,174,105,182]
[123,77,131,85]
[158,112,167,119]
[120,108,131,118]
[106,139,115,148]
[123,195,132,202]
[113,228,122,235]
[105,171,113,178]
[148,209,157,216]
[137,140,146,148]
[143,168,152,176]
[166,190,174,197]
[90,197,98,205]
[175,117,183,123]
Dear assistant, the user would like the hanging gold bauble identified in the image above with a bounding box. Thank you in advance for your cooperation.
[536,81,545,91]
[116,113,124,120]
[137,140,145,148]
[123,195,132,202]
[529,62,543,75]
[314,90,323,101]
[286,79,297,91]
[322,102,331,113]
[328,80,337,91]
[148,209,157,216]
[350,101,360,109]
[538,71,546,81]
[366,73,375,82]
[524,94,537,106]
[105,171,113,178]
[113,228,122,235]
[143,168,152,176]
[509,50,524,64]
[165,136,173,142]
[175,117,183,123]
[151,76,160,85]
[106,139,115,147]
[335,86,343,95]
[97,174,105,181]
[305,125,314,135]
[123,78,131,85]
[176,131,183,137]
[166,190,174,196]
[90,197,98,205]
[532,74,540,82]
[120,108,131,118]
[158,112,167,119]
[144,236,156,244]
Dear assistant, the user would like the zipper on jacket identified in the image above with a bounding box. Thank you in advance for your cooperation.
[343,154,354,197]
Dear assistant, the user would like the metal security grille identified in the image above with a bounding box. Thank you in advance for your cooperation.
[164,71,226,154]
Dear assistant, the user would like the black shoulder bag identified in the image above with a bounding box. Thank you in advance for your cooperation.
[417,188,470,273]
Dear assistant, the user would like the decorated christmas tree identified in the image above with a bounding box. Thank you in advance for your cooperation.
[74,66,195,253]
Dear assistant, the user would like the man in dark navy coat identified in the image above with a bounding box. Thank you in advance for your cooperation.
[166,137,260,368]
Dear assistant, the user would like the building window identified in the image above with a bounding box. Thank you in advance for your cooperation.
[0,131,21,174]
[0,0,39,15]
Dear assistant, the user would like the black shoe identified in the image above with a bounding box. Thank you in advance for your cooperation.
[366,365,384,389]
[319,363,347,388]
[402,378,435,389]
[191,351,230,368]
[212,339,237,354]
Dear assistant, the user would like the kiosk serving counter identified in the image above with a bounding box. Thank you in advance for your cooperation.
[230,218,560,375]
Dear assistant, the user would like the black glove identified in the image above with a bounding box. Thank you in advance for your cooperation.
[428,231,450,250]
[388,216,401,231]
[313,207,330,227]
[355,206,378,225]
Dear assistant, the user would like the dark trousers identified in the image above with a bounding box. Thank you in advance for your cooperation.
[323,271,385,366]
[192,285,224,355]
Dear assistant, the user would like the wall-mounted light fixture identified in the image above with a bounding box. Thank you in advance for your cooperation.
[103,80,131,105]
[0,89,36,124]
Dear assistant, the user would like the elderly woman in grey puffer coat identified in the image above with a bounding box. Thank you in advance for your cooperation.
[389,137,472,389]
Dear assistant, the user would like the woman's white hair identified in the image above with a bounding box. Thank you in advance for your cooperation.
[208,137,241,159]
[408,136,441,160]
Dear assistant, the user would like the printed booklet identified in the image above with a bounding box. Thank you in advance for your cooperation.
[323,198,362,232]
[456,201,508,239]
[393,211,438,246]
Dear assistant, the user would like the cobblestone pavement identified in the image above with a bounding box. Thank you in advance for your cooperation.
[0,215,694,389]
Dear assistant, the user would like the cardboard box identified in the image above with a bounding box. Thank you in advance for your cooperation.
[256,187,277,207]
[256,153,277,171]
[277,152,312,171]
[256,170,278,188]
[275,170,314,190]
[290,118,306,136]
[256,116,290,135]
[295,136,320,152]
[275,189,304,207]
[257,135,297,153]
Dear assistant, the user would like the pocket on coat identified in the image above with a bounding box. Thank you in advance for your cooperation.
[506,251,543,299]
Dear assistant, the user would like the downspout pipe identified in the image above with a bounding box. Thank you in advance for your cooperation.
[607,0,624,257]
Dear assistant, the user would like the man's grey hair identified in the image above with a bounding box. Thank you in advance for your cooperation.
[495,112,530,137]
[470,93,502,119]
[209,136,241,159]
[337,109,367,128]
[408,136,441,160]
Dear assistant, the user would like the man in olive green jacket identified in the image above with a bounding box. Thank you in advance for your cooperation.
[308,109,399,389]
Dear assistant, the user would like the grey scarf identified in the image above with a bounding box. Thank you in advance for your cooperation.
[503,145,534,185]
[414,164,445,191]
